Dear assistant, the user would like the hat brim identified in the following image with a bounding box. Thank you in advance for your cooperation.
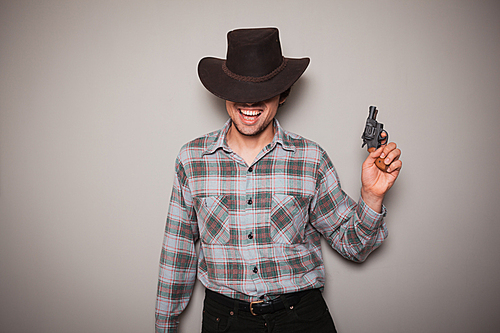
[198,57,310,103]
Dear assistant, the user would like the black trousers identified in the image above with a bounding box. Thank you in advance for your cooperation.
[201,289,337,333]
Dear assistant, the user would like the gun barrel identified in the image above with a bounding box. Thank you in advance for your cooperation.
[368,106,378,120]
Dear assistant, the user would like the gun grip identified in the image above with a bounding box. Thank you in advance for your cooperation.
[368,147,388,172]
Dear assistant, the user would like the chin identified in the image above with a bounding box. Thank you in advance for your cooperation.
[234,124,263,137]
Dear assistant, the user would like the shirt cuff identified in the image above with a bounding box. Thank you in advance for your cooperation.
[155,317,179,333]
[357,196,387,231]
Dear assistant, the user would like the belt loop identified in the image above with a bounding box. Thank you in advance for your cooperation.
[280,294,292,312]
[232,298,239,316]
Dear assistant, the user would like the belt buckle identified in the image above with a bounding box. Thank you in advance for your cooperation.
[249,300,264,316]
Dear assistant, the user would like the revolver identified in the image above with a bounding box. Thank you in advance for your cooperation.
[361,105,389,171]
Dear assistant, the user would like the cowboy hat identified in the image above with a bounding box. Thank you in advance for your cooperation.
[198,27,310,103]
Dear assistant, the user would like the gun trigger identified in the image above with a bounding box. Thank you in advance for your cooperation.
[379,130,389,145]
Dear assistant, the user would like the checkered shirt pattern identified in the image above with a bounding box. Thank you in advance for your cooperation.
[155,119,388,333]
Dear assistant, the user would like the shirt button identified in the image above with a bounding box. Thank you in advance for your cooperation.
[248,232,253,239]
[247,198,253,205]
[248,166,253,172]
[253,266,258,274]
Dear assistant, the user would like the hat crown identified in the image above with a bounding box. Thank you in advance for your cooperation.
[225,28,283,78]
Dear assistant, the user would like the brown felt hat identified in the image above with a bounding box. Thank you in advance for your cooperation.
[198,27,310,103]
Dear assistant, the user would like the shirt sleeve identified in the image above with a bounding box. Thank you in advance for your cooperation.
[155,158,199,333]
[309,150,388,263]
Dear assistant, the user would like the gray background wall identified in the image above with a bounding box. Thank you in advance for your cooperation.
[1,1,499,332]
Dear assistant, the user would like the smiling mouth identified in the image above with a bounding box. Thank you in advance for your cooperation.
[239,108,262,121]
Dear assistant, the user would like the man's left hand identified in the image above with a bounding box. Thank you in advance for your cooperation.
[361,142,402,213]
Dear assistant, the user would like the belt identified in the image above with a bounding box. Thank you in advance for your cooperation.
[205,288,314,316]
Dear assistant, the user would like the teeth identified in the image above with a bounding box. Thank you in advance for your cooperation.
[240,109,261,116]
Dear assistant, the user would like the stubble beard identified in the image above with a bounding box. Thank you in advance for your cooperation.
[232,117,274,137]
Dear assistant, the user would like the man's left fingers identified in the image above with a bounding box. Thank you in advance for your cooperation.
[387,159,403,173]
[380,142,398,159]
[383,148,401,165]
[380,131,389,145]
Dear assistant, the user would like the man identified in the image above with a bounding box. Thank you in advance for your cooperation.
[156,28,402,333]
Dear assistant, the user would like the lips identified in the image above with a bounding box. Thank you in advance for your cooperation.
[239,108,262,123]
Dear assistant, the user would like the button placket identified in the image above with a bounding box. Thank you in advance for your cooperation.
[245,162,259,279]
[246,164,254,206]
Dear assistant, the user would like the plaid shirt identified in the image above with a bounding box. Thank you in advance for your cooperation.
[155,119,388,333]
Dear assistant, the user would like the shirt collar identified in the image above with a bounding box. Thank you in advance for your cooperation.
[203,119,296,156]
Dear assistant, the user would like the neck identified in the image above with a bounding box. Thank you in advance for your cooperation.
[226,120,275,165]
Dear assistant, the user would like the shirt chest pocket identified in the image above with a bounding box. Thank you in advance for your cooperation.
[270,194,311,244]
[195,196,230,244]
